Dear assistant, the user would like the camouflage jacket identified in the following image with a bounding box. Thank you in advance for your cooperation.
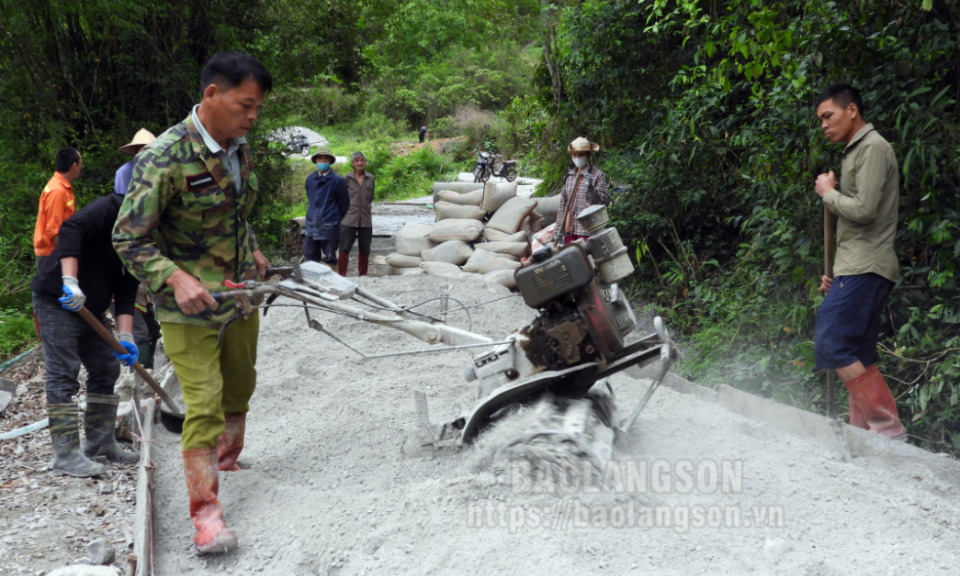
[113,114,260,328]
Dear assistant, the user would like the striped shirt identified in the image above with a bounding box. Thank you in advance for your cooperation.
[554,166,609,238]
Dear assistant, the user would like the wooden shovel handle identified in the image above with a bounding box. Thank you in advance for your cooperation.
[824,207,836,278]
[75,306,183,416]
[823,205,837,419]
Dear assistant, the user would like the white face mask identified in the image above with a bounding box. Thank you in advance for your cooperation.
[572,156,588,168]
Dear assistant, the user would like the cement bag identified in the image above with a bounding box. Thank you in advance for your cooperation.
[483,269,518,290]
[462,249,523,274]
[534,224,556,244]
[395,222,436,256]
[485,197,538,234]
[437,189,483,206]
[432,182,483,194]
[474,241,530,259]
[529,211,545,233]
[519,216,532,234]
[421,240,474,265]
[429,219,485,243]
[480,181,518,213]
[432,181,483,204]
[535,195,562,225]
[420,261,471,278]
[397,267,426,276]
[386,253,422,268]
[483,228,527,243]
[369,255,393,277]
[435,201,486,222]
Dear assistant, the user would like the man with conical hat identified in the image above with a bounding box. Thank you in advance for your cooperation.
[112,129,162,368]
[114,128,156,196]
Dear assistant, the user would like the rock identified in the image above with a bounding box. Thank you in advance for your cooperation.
[2,377,19,393]
[0,389,12,414]
[98,483,113,495]
[47,567,120,576]
[86,538,116,565]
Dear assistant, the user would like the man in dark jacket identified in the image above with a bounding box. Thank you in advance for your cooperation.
[305,145,349,266]
[32,193,141,477]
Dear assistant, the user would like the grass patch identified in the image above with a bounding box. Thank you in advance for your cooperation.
[0,307,37,361]
[282,119,460,204]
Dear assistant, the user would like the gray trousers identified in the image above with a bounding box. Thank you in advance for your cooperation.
[33,293,119,404]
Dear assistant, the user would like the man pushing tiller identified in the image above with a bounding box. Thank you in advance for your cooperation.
[114,52,273,554]
[813,84,906,440]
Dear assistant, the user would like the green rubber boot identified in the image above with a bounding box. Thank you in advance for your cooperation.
[83,394,140,464]
[136,339,157,370]
[47,404,108,477]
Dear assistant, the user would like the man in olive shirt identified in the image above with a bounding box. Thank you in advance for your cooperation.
[813,84,906,440]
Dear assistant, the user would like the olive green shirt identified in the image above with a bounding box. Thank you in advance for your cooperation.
[822,123,899,282]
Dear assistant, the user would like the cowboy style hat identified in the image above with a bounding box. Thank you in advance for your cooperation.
[567,137,600,153]
[119,128,157,156]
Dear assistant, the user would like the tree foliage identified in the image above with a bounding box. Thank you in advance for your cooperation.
[528,0,960,452]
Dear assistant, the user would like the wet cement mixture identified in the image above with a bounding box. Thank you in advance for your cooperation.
[149,275,960,576]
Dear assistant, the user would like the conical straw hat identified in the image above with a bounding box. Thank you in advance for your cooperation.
[119,128,157,156]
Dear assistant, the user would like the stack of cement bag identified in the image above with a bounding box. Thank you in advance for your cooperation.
[372,181,562,289]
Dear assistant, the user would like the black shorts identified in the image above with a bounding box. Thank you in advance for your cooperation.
[814,273,893,370]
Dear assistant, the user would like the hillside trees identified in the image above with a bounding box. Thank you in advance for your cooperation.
[532,0,960,451]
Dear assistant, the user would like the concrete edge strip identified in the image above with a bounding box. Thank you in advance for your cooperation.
[659,372,960,469]
[133,399,157,576]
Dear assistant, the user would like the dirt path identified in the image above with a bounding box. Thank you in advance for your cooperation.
[152,275,960,576]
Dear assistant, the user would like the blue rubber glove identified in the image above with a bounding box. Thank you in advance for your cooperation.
[114,333,139,367]
[59,276,86,311]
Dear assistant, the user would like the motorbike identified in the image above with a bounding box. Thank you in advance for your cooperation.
[472,151,492,183]
[473,152,518,183]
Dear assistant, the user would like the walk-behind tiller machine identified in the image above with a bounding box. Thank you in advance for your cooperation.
[160,205,679,467]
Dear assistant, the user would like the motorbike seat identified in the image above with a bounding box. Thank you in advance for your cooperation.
[501,160,517,167]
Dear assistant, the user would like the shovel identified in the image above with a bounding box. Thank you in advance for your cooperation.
[824,206,837,419]
[75,305,184,418]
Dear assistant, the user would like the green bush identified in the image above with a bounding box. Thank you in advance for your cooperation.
[526,0,960,453]
[0,308,37,360]
[429,117,457,139]
[375,145,459,201]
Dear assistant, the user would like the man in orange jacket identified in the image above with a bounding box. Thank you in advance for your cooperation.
[34,147,82,270]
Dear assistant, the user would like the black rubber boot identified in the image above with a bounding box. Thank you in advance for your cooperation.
[47,403,108,477]
[83,394,140,464]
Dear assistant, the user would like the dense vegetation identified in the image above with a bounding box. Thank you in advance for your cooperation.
[0,0,539,349]
[2,0,958,452]
[520,0,960,453]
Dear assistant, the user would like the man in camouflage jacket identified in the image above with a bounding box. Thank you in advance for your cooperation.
[113,52,272,555]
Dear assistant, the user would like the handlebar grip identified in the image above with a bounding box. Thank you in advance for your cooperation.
[211,292,228,303]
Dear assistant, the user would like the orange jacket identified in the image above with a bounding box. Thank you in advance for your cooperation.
[33,172,76,256]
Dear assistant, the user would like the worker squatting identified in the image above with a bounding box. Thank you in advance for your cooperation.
[509,458,743,495]
[467,499,785,533]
